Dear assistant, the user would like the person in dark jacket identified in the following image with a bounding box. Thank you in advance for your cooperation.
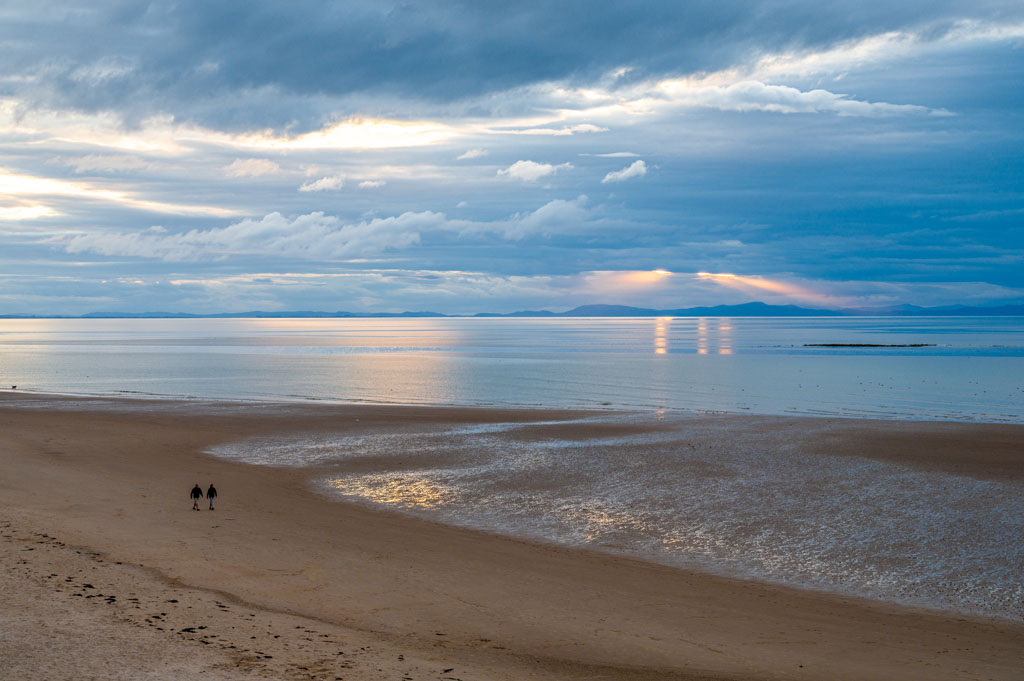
[190,483,203,511]
[206,483,218,510]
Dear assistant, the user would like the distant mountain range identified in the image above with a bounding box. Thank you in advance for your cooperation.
[3,301,1024,319]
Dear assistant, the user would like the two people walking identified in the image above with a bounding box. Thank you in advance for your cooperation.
[190,483,217,510]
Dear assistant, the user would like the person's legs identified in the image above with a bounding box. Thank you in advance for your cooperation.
[208,497,214,510]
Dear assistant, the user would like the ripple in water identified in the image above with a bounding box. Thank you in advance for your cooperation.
[208,416,1024,620]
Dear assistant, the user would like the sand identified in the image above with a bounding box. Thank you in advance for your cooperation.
[1,392,1022,681]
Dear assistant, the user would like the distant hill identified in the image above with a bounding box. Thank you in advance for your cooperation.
[845,303,1024,317]
[481,301,1024,315]
[557,302,840,317]
[2,302,1023,319]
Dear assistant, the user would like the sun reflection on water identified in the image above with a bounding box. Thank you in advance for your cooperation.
[327,474,457,509]
[694,317,734,354]
[654,317,670,354]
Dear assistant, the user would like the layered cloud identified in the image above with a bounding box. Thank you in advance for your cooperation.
[3,2,1020,130]
[55,154,155,174]
[655,80,944,116]
[0,3,1022,313]
[59,197,597,261]
[63,211,430,261]
[9,267,1017,316]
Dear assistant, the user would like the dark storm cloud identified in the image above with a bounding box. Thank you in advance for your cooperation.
[4,0,1021,130]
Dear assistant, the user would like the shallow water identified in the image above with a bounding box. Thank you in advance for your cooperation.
[1,316,1022,422]
[208,414,1024,621]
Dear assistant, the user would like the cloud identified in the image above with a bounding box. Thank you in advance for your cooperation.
[236,118,453,150]
[62,211,435,261]
[602,160,647,183]
[497,160,573,182]
[299,175,344,192]
[0,204,58,220]
[2,2,1017,130]
[660,79,944,116]
[69,57,136,86]
[500,123,608,136]
[0,169,237,217]
[58,197,599,261]
[3,4,1024,315]
[54,154,153,174]
[358,180,385,188]
[223,158,281,177]
[499,196,590,239]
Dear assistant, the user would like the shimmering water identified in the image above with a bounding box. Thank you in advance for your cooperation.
[1,316,1022,421]
[208,414,1024,621]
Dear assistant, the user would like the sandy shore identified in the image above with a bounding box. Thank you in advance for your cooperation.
[1,392,1022,681]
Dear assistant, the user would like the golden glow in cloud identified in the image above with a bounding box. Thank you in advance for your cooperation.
[0,203,59,220]
[586,269,674,290]
[2,99,453,154]
[0,169,239,217]
[235,118,454,150]
[696,271,836,307]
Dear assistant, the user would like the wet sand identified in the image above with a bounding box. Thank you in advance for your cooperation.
[1,392,1022,681]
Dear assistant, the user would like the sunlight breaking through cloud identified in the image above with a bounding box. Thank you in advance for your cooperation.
[0,169,238,217]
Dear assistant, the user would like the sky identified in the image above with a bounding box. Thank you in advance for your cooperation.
[1,1,1022,314]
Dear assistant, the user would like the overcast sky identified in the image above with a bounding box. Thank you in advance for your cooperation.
[1,1,1022,314]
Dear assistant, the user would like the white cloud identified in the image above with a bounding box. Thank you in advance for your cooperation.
[659,80,943,117]
[58,197,599,260]
[299,175,344,192]
[503,123,608,136]
[457,148,488,160]
[480,24,979,127]
[499,195,590,239]
[223,158,281,178]
[497,160,573,182]
[54,154,153,174]
[0,204,59,220]
[62,211,435,261]
[749,21,1024,82]
[602,160,647,184]
[0,169,237,217]
[358,180,386,189]
[237,118,453,150]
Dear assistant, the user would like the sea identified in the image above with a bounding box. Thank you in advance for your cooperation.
[1,316,1021,420]
[2,316,1022,619]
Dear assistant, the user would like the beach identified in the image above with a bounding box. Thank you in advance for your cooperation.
[2,392,1023,681]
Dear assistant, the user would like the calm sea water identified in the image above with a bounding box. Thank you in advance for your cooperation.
[4,317,1023,618]
[1,316,1022,421]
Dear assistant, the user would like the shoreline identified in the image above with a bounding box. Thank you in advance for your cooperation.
[3,386,1022,426]
[2,393,1023,680]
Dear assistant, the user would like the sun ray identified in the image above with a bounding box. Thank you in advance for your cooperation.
[696,271,837,308]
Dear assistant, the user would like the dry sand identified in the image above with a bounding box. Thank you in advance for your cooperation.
[1,392,1022,681]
